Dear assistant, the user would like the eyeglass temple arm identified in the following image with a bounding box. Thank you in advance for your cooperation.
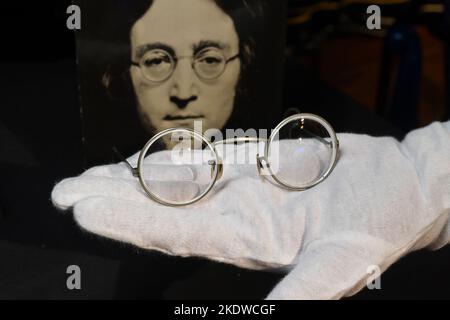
[226,52,240,63]
[112,147,139,177]
[212,133,335,149]
[301,128,335,148]
[283,108,337,149]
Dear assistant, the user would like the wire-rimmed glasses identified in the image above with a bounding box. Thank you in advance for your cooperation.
[117,113,340,207]
[131,47,240,82]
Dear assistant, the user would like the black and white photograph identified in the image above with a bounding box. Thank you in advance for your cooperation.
[76,0,286,165]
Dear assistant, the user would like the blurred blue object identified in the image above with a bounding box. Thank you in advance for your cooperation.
[377,24,422,133]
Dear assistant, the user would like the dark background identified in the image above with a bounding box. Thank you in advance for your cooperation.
[0,0,449,300]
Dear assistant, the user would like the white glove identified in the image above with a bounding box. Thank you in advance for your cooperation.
[51,121,450,299]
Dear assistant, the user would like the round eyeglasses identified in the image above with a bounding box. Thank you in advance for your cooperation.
[116,113,340,207]
[131,47,240,82]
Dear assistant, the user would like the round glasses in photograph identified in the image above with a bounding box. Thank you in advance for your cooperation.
[137,128,221,207]
[264,113,339,191]
[132,47,240,82]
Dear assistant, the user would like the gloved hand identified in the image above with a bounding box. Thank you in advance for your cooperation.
[51,121,450,299]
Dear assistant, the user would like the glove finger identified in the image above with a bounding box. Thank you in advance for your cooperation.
[266,233,397,300]
[51,175,200,210]
[83,162,196,180]
[82,163,134,179]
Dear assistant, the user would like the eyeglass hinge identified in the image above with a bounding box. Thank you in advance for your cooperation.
[131,168,139,178]
[256,154,268,180]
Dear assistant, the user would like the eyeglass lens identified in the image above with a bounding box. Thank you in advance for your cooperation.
[267,117,334,188]
[140,130,218,205]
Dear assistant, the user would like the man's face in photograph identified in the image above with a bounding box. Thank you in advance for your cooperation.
[130,0,241,134]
